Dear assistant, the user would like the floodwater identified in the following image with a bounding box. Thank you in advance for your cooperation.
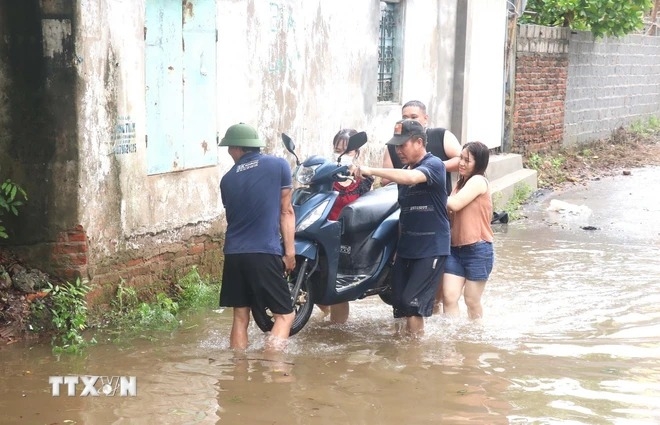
[1,167,659,425]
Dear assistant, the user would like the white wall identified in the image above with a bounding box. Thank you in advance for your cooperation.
[463,0,507,148]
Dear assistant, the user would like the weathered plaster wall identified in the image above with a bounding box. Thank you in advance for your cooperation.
[216,0,459,168]
[66,0,466,300]
[74,0,225,296]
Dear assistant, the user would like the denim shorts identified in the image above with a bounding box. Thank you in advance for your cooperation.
[444,241,494,281]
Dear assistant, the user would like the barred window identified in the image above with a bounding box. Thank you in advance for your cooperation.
[378,1,401,102]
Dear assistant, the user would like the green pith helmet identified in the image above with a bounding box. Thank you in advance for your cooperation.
[219,122,266,147]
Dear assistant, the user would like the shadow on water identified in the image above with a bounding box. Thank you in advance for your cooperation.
[1,167,659,424]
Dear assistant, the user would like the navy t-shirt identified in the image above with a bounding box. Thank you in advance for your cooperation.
[396,152,450,259]
[220,152,292,255]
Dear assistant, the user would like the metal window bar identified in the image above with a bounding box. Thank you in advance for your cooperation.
[378,2,396,101]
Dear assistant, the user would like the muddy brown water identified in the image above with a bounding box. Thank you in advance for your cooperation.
[1,167,659,425]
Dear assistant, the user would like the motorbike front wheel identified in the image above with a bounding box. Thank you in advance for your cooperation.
[251,256,315,337]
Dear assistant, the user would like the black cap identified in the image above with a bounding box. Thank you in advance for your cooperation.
[386,119,425,146]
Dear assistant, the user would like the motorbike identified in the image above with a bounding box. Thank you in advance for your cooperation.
[251,131,400,336]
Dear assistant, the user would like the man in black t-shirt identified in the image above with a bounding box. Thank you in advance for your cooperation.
[381,100,462,195]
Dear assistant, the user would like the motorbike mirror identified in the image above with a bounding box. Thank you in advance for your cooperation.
[337,131,368,164]
[281,133,300,165]
[345,131,368,153]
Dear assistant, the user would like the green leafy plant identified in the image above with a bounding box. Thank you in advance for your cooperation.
[527,153,543,170]
[504,183,533,220]
[134,292,179,327]
[520,0,652,38]
[45,278,91,353]
[0,179,27,239]
[92,267,221,343]
[112,279,139,313]
[175,266,221,310]
[524,152,569,188]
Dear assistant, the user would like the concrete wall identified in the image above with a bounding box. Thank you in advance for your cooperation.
[563,32,660,145]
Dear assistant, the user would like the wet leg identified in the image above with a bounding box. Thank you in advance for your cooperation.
[329,302,349,324]
[442,273,465,318]
[266,312,294,351]
[405,316,424,336]
[463,280,486,319]
[316,304,331,316]
[230,307,251,350]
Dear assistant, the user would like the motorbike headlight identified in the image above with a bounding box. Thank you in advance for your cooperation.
[296,164,320,185]
[296,200,330,232]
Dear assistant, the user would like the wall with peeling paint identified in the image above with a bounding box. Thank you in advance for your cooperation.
[215,0,465,168]
[73,0,469,258]
[0,0,507,294]
[74,0,225,268]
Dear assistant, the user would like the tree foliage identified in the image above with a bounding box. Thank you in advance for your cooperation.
[520,0,653,38]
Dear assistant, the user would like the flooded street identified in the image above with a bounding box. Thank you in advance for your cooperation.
[1,167,659,425]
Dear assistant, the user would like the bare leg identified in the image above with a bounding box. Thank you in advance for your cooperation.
[266,312,294,351]
[442,273,466,318]
[463,280,487,319]
[329,302,349,324]
[316,304,330,316]
[405,316,425,337]
[230,307,251,350]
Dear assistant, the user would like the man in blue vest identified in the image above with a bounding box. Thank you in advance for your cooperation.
[218,123,296,351]
[356,119,450,336]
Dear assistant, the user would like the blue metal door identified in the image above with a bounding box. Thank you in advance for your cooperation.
[182,0,217,169]
[145,0,217,175]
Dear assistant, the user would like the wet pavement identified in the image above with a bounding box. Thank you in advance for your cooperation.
[1,166,659,425]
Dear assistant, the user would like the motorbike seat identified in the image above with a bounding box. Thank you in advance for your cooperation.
[338,184,399,234]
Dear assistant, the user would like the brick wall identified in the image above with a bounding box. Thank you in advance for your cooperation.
[11,223,225,311]
[513,25,570,155]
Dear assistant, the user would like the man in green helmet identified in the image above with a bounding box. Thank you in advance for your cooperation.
[218,123,296,351]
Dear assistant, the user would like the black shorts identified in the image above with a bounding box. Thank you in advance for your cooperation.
[219,253,293,315]
[391,256,446,318]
